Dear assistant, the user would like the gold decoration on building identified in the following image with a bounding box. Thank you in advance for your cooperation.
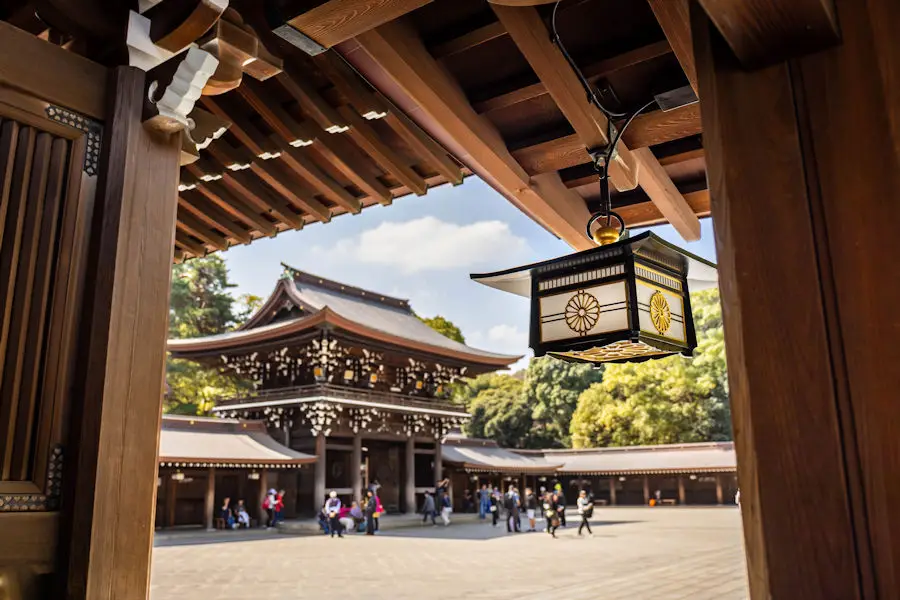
[565,291,601,335]
[649,291,672,334]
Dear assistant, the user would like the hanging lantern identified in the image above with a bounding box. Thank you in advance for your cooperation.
[471,232,716,364]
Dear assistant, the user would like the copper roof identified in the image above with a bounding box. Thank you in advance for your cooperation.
[519,442,736,475]
[442,437,562,474]
[158,415,316,468]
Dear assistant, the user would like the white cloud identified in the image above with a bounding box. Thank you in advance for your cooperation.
[470,324,532,372]
[312,216,529,274]
[485,324,528,348]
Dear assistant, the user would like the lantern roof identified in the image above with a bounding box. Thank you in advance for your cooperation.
[470,232,717,298]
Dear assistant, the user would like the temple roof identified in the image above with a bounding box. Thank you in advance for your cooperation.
[517,442,736,475]
[168,267,520,368]
[442,436,562,474]
[158,415,316,468]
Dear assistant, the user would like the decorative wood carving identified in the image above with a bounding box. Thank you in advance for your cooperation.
[146,0,229,53]
[144,46,219,133]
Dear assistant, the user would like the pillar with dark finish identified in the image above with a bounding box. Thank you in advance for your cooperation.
[404,436,415,513]
[716,474,724,506]
[609,478,617,506]
[165,474,177,528]
[692,0,900,595]
[258,469,268,525]
[677,476,686,505]
[352,432,362,502]
[433,439,443,486]
[313,433,326,512]
[61,65,181,600]
[642,475,649,505]
[204,467,215,530]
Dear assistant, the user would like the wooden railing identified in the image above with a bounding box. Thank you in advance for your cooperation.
[212,383,467,415]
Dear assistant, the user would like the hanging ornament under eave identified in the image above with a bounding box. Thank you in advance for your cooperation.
[470,230,717,364]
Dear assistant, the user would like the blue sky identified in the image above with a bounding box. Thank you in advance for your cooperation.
[223,178,717,370]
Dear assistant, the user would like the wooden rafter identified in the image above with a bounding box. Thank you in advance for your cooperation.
[617,189,710,228]
[191,178,277,237]
[354,18,592,248]
[216,165,305,230]
[250,159,332,223]
[492,4,639,192]
[513,104,702,175]
[285,0,433,49]
[276,68,348,133]
[200,96,283,159]
[176,206,230,251]
[431,21,507,59]
[646,0,698,96]
[273,139,362,214]
[338,105,427,195]
[473,40,672,113]
[632,147,700,240]
[382,109,463,185]
[235,79,315,147]
[175,229,208,257]
[178,194,253,244]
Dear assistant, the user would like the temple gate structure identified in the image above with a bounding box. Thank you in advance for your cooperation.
[0,1,897,598]
[169,266,519,515]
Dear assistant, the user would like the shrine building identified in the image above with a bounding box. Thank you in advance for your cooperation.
[168,265,520,515]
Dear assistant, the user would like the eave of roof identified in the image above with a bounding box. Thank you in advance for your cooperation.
[169,306,520,367]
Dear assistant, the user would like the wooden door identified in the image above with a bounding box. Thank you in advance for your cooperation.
[0,22,107,599]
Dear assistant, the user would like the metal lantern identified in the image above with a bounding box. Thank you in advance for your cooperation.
[471,232,717,364]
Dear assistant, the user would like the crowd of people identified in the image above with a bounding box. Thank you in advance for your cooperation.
[216,489,285,530]
[314,479,596,540]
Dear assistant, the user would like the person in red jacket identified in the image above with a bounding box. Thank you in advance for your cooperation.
[274,489,285,525]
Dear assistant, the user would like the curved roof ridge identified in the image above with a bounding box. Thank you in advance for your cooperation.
[281,263,411,311]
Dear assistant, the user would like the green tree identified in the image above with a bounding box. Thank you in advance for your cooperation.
[456,374,532,448]
[419,314,465,343]
[522,356,604,448]
[166,256,248,415]
[569,289,730,448]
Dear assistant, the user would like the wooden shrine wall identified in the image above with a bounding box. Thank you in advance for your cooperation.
[0,23,105,598]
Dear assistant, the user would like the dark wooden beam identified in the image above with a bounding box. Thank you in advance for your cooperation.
[512,104,702,175]
[286,0,433,49]
[646,0,698,95]
[218,167,306,229]
[175,229,207,257]
[382,109,463,185]
[431,21,506,59]
[178,193,253,244]
[190,178,277,237]
[697,0,839,68]
[473,40,672,113]
[199,96,283,159]
[176,205,230,251]
[274,140,362,214]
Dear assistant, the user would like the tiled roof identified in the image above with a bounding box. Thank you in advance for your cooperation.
[442,437,562,473]
[519,442,736,475]
[158,415,316,467]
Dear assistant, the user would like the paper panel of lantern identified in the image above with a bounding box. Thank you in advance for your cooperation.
[470,232,717,364]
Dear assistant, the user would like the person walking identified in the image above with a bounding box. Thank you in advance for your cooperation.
[479,484,490,519]
[554,484,567,527]
[543,492,560,538]
[364,490,377,535]
[489,487,500,527]
[505,486,520,533]
[524,488,538,532]
[439,491,453,526]
[263,488,276,528]
[325,491,343,538]
[421,491,437,526]
[274,489,285,525]
[577,490,593,537]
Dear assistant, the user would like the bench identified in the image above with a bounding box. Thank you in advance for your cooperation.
[660,499,677,506]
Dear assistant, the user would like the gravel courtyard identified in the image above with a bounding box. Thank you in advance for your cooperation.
[151,507,748,600]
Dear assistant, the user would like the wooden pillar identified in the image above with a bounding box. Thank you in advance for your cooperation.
[434,436,443,486]
[677,476,686,505]
[352,432,362,502]
[691,0,900,596]
[165,474,177,528]
[61,66,180,600]
[642,475,649,505]
[313,433,326,513]
[716,474,724,506]
[404,436,415,513]
[204,467,215,531]
[609,478,617,506]
[258,469,268,525]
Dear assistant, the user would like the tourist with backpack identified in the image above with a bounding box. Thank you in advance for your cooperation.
[577,489,594,537]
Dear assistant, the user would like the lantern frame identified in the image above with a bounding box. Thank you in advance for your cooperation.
[471,232,717,365]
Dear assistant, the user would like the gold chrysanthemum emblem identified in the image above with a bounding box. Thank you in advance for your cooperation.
[565,291,600,335]
[649,291,671,334]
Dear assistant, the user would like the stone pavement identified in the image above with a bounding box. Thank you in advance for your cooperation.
[150,507,749,600]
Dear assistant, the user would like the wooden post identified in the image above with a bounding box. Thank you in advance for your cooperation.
[404,436,415,513]
[716,474,724,506]
[691,0,900,595]
[313,432,326,513]
[258,469,268,526]
[61,66,180,600]
[165,473,177,528]
[434,436,443,486]
[205,467,215,530]
[352,432,362,502]
[609,478,617,506]
[677,476,686,505]
[642,475,650,505]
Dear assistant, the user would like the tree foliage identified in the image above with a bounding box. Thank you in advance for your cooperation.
[522,357,604,448]
[166,256,249,415]
[419,314,465,343]
[457,374,532,448]
[569,289,730,448]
